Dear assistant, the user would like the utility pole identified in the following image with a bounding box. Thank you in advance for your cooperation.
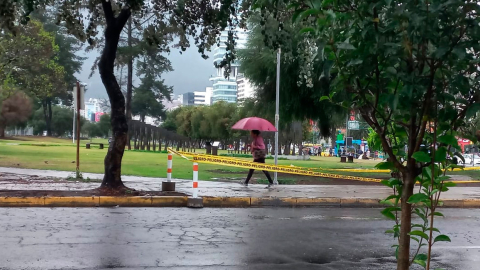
[274,48,281,185]
[75,82,82,176]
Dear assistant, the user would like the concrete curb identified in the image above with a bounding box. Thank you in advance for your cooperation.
[1,196,480,208]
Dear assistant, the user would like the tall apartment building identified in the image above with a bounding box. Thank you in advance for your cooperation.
[209,29,248,103]
[236,73,255,101]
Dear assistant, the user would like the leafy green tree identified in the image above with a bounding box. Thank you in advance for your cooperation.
[0,20,66,136]
[98,114,111,138]
[83,122,103,138]
[32,8,85,94]
[162,108,181,132]
[30,105,84,137]
[278,0,480,268]
[52,106,75,137]
[0,0,249,189]
[0,91,32,137]
[238,11,346,137]
[131,73,172,123]
[175,106,194,138]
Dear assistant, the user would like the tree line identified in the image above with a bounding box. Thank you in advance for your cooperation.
[162,99,310,154]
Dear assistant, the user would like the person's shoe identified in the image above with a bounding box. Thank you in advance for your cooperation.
[265,183,274,189]
[239,181,248,187]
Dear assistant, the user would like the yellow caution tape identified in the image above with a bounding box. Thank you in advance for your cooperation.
[167,148,480,183]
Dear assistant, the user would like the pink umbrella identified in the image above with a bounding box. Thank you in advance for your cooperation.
[232,117,277,132]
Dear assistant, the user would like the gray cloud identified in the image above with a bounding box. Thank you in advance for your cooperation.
[77,46,215,99]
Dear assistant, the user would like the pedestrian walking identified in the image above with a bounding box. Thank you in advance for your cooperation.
[241,130,274,188]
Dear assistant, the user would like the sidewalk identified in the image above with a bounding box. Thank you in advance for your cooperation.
[1,167,480,207]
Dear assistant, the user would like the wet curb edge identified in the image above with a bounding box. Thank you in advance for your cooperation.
[0,196,479,208]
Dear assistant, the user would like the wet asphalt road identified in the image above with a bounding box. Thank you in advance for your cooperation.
[0,208,479,270]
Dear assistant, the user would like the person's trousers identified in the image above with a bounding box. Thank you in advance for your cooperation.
[245,158,273,184]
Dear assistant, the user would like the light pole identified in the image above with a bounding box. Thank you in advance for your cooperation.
[274,48,281,185]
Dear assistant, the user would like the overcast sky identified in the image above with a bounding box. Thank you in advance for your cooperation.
[78,46,216,99]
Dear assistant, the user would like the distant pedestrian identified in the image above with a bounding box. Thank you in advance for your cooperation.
[241,130,274,188]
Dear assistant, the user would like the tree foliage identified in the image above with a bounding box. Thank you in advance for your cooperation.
[239,9,346,137]
[30,105,85,137]
[162,100,308,150]
[0,91,32,137]
[270,0,480,268]
[131,73,172,123]
[0,19,69,136]
[83,114,111,138]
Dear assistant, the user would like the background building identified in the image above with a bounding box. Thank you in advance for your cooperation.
[236,73,255,101]
[84,98,102,122]
[177,92,195,106]
[209,29,248,103]
[193,87,213,105]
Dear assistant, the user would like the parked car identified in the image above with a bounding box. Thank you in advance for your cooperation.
[459,154,480,165]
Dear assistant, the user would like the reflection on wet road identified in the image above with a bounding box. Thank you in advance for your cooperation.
[0,208,479,269]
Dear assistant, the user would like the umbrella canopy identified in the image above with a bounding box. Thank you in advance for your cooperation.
[231,117,277,132]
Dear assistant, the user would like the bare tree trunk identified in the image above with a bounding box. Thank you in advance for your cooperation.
[146,128,151,151]
[42,99,53,136]
[331,131,336,156]
[125,17,133,150]
[99,3,131,189]
[153,131,156,151]
[0,125,5,138]
[397,172,415,270]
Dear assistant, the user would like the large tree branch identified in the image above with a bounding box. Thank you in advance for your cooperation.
[101,0,114,25]
[382,79,400,131]
[117,8,132,31]
[414,60,437,152]
[359,107,404,170]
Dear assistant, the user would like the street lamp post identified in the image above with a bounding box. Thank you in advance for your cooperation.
[274,48,281,185]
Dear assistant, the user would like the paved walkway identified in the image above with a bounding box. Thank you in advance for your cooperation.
[1,167,480,200]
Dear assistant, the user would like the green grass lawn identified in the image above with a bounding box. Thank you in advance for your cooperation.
[0,136,478,181]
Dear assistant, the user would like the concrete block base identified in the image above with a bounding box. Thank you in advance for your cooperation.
[187,197,203,208]
[162,181,176,192]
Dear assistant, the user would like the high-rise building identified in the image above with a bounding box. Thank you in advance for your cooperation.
[194,87,213,106]
[209,29,248,103]
[236,73,255,101]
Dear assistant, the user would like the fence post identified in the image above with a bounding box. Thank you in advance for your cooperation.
[162,153,176,191]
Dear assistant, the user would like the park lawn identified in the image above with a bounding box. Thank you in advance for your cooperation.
[0,137,477,181]
[0,140,388,181]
